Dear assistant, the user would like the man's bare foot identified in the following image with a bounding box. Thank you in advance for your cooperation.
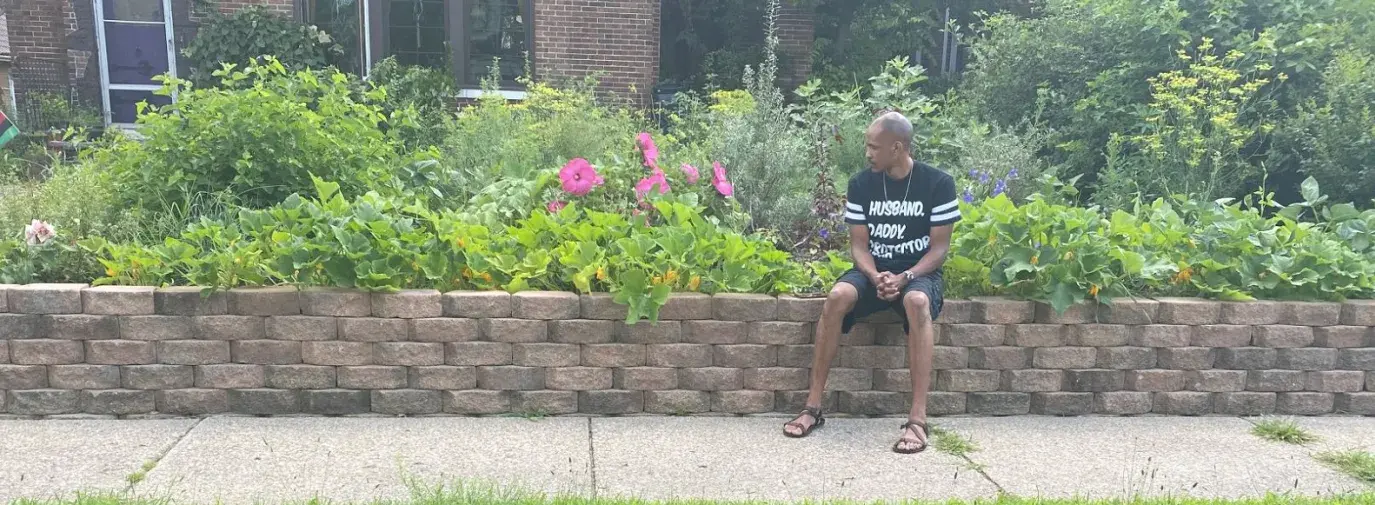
[893,419,928,453]
[783,406,824,438]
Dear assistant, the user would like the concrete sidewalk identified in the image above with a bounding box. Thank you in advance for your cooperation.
[1,415,1372,504]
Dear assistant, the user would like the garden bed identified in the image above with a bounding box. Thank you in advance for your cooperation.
[1,284,1372,418]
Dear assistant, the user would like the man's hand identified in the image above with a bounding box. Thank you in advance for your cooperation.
[877,272,907,301]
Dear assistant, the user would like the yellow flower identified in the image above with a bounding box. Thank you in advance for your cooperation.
[105,268,116,277]
[481,272,493,282]
[596,267,607,281]
[1173,266,1193,285]
[687,275,701,291]
[1063,251,1075,261]
[1030,255,1039,266]
[1089,284,1100,296]
[457,237,467,248]
[462,267,473,278]
[652,275,663,286]
[665,269,680,284]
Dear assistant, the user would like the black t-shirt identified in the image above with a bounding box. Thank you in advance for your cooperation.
[843,162,961,271]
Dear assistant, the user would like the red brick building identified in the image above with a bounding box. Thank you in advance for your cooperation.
[3,0,815,126]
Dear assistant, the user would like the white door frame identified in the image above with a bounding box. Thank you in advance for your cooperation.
[92,0,178,127]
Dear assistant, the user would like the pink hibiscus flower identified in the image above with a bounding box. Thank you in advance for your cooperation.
[680,163,700,184]
[636,132,659,169]
[558,158,604,196]
[547,201,567,213]
[24,219,55,246]
[635,169,671,200]
[711,161,734,197]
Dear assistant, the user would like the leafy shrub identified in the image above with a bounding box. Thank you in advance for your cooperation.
[960,0,1367,203]
[950,177,1375,312]
[946,119,1051,205]
[0,159,135,241]
[0,221,100,284]
[181,7,343,87]
[1095,39,1276,207]
[679,2,814,240]
[85,177,823,322]
[440,77,647,206]
[366,57,458,149]
[12,91,103,132]
[0,140,53,182]
[1275,50,1375,204]
[98,58,408,216]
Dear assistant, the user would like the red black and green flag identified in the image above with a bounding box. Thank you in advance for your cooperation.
[0,110,18,149]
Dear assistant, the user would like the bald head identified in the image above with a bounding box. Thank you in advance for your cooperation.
[873,111,913,149]
[864,111,915,173]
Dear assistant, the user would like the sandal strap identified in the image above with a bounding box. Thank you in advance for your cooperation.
[899,420,927,435]
[786,406,823,429]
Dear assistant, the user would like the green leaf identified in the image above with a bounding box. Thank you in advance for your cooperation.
[323,256,357,287]
[1045,283,1078,315]
[1113,250,1146,275]
[1300,176,1321,204]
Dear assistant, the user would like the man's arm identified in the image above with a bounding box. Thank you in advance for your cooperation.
[843,176,883,283]
[903,224,953,279]
[849,223,883,284]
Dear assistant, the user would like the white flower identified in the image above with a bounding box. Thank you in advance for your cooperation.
[24,219,55,246]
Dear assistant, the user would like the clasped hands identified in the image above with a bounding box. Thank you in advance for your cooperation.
[873,272,909,301]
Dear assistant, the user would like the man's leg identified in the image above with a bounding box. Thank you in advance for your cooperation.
[783,280,859,436]
[896,288,936,452]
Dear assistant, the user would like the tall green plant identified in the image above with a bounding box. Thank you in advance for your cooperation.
[694,0,812,239]
[1274,50,1375,204]
[182,7,343,87]
[1096,38,1277,206]
[98,58,409,216]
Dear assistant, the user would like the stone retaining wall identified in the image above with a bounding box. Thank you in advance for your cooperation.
[1,284,1373,418]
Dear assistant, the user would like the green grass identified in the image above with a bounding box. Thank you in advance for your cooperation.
[122,460,158,486]
[929,424,979,457]
[9,484,1375,505]
[1316,450,1375,483]
[1249,417,1319,445]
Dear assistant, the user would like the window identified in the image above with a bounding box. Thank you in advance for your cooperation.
[306,0,533,90]
[303,0,367,76]
[93,0,178,125]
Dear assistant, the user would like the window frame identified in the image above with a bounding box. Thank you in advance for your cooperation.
[310,0,533,93]
[91,0,179,127]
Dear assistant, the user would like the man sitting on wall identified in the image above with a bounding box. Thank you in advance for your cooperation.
[782,111,961,454]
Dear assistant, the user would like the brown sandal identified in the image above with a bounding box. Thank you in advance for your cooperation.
[783,406,825,438]
[893,420,929,454]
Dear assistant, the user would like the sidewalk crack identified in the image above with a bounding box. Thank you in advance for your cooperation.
[587,417,599,498]
[124,416,206,492]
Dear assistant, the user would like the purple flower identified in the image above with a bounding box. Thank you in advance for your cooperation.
[819,229,830,239]
[968,169,978,178]
[1008,168,1020,179]
[962,189,975,203]
[1033,241,1042,249]
[979,171,991,184]
[993,179,1007,196]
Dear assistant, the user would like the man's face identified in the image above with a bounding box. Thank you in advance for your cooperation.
[864,124,898,172]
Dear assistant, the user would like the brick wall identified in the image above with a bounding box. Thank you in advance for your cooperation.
[775,2,813,90]
[533,0,659,107]
[1,284,1373,418]
[6,0,72,100]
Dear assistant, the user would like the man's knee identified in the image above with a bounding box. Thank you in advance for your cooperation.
[825,283,859,314]
[903,291,931,320]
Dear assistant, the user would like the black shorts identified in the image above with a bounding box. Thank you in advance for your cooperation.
[837,267,945,335]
